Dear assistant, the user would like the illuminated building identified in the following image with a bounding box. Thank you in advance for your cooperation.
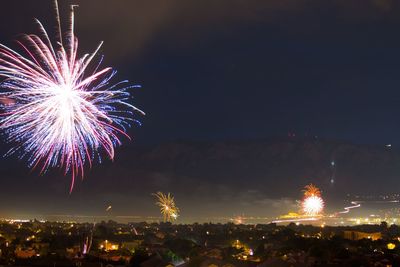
[99,240,119,251]
[343,231,381,241]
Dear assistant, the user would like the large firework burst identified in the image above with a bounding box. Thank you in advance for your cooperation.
[0,1,143,191]
[301,184,324,216]
[153,192,179,222]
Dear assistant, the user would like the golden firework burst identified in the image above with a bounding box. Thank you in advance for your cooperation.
[153,192,179,222]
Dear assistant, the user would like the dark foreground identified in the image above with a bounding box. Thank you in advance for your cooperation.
[0,220,399,266]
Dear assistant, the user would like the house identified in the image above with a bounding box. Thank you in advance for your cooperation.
[15,247,37,258]
[343,230,382,241]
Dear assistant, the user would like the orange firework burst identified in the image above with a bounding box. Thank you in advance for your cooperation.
[301,184,324,216]
[303,184,321,198]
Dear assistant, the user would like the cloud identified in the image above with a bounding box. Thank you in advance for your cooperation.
[72,0,181,60]
[66,0,397,62]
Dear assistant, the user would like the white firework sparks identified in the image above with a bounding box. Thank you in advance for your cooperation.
[0,1,144,191]
[302,195,324,216]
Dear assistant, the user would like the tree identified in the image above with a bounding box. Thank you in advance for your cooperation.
[130,249,150,267]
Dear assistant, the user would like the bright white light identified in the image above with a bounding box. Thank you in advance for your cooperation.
[302,195,324,216]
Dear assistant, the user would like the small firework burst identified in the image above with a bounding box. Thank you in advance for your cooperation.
[153,192,179,222]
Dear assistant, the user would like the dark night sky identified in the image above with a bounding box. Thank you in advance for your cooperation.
[0,0,400,222]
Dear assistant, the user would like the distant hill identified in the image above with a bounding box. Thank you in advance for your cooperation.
[2,136,400,219]
[113,137,400,199]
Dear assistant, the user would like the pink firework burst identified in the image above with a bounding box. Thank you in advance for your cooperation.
[0,1,144,191]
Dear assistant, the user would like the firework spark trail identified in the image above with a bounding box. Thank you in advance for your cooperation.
[153,192,179,222]
[0,1,144,191]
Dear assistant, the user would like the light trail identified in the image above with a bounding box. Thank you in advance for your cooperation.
[356,200,399,204]
[338,201,361,214]
[336,200,399,215]
[271,217,320,224]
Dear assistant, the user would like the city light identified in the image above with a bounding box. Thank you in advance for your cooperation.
[387,243,396,250]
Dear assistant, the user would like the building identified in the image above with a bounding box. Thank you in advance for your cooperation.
[98,240,119,251]
[343,230,381,241]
